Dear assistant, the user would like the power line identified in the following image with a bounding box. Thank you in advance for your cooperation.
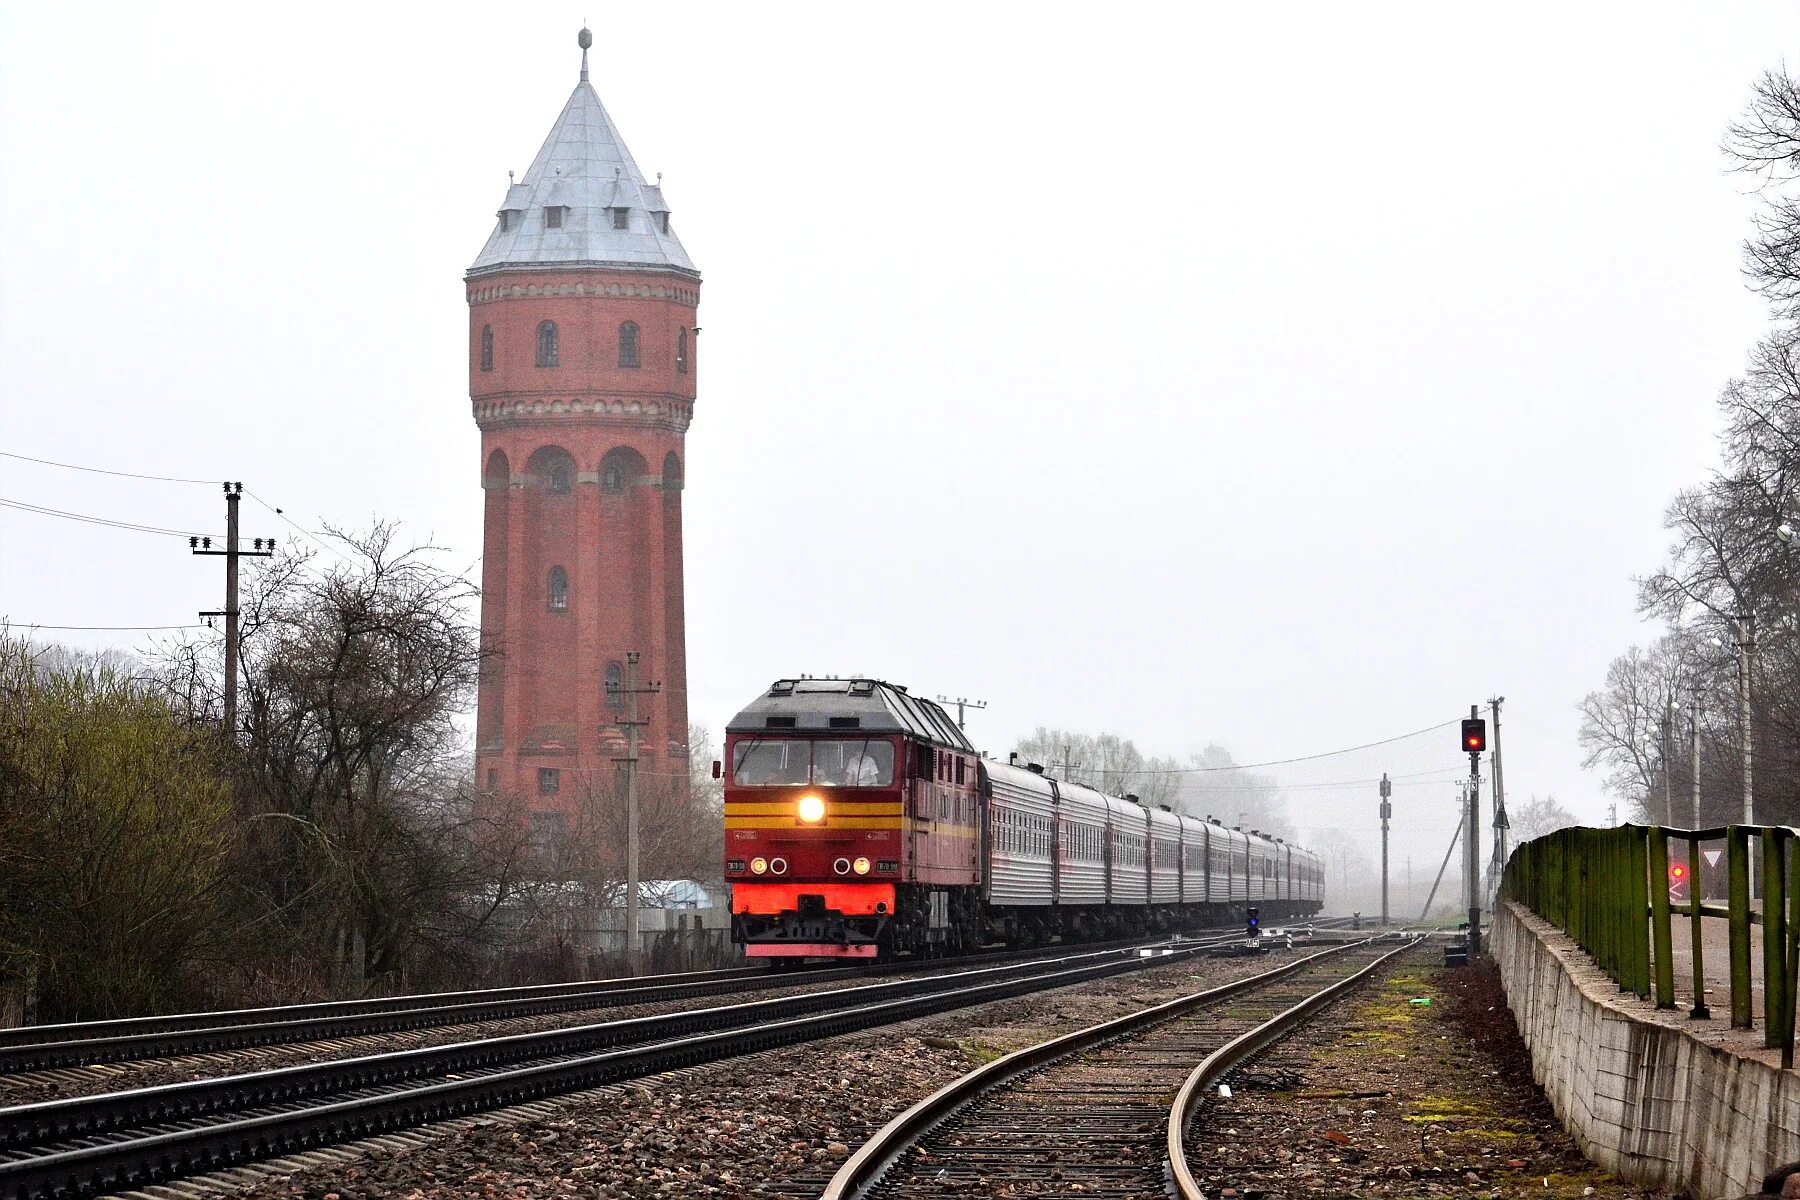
[1078,717,1464,777]
[0,450,214,485]
[0,496,202,538]
[8,622,207,631]
[243,489,353,562]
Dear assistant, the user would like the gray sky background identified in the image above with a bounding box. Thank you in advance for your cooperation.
[3,2,1795,881]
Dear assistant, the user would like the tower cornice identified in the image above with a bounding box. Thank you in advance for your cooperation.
[466,271,700,307]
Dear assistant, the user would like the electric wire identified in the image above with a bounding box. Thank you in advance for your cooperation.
[0,496,203,538]
[1080,717,1465,778]
[0,450,216,485]
[8,622,208,632]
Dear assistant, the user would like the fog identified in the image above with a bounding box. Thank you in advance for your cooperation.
[3,2,1793,887]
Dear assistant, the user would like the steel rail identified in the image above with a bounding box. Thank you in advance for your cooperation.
[0,938,1237,1153]
[0,924,1291,1073]
[0,935,1240,1200]
[819,933,1409,1200]
[0,965,769,1049]
[1165,936,1422,1200]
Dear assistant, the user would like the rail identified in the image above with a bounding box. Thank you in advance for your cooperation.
[821,933,1415,1200]
[1164,937,1421,1200]
[1498,823,1800,1066]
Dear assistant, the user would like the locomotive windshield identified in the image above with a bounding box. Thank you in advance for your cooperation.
[732,738,895,787]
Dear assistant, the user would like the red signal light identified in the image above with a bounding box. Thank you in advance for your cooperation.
[1460,718,1487,754]
[1670,863,1687,880]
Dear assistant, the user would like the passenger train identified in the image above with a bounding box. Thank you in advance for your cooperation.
[722,678,1325,962]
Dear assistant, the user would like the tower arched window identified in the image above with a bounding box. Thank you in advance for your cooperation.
[605,660,625,711]
[548,461,572,493]
[480,324,494,371]
[676,327,688,375]
[601,463,625,493]
[618,321,640,369]
[547,566,569,612]
[536,320,559,368]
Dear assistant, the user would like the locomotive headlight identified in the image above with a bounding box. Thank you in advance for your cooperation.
[852,856,871,875]
[750,857,769,875]
[796,794,826,824]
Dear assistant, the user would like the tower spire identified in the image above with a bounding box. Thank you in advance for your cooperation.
[578,26,592,82]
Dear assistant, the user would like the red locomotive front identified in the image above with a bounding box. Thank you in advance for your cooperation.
[723,678,981,961]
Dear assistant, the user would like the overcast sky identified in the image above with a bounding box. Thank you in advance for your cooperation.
[3,3,1794,876]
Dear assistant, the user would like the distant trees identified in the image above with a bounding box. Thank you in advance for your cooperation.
[1006,731,1294,839]
[1580,67,1800,828]
[1508,795,1578,845]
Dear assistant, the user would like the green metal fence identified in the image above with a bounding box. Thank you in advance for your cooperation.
[1499,823,1800,1068]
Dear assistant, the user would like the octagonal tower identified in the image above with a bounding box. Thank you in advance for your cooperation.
[469,30,699,830]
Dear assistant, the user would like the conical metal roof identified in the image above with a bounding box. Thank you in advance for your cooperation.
[468,60,697,279]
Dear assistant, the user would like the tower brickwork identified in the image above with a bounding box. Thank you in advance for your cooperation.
[470,32,699,826]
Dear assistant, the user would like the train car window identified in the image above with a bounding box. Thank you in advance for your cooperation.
[732,740,810,786]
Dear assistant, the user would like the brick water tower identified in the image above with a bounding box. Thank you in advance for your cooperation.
[468,29,699,832]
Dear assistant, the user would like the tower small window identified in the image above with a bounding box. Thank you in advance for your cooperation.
[536,320,559,367]
[676,328,688,375]
[606,660,625,711]
[548,461,572,493]
[611,207,630,230]
[659,212,671,234]
[547,566,569,612]
[480,324,494,372]
[544,206,567,229]
[618,321,640,369]
[601,463,625,493]
[498,210,514,232]
[538,767,560,795]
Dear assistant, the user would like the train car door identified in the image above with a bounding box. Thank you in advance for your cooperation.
[1048,779,1062,907]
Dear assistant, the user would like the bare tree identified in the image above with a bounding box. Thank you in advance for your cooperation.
[1508,794,1579,844]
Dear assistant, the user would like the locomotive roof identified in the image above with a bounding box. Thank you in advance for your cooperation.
[727,679,975,750]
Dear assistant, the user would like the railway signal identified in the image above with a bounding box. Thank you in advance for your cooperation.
[1246,907,1260,939]
[1669,860,1689,905]
[1461,718,1487,754]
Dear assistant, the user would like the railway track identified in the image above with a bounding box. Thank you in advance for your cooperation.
[0,920,1350,1076]
[0,929,1286,1200]
[819,931,1421,1199]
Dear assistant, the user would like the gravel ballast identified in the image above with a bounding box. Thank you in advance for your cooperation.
[207,943,1322,1199]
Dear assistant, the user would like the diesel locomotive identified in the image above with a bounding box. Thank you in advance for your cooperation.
[723,678,1325,962]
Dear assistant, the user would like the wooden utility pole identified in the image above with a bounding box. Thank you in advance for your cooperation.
[608,651,660,975]
[190,482,272,741]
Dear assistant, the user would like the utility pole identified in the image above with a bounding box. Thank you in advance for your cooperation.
[1607,802,1617,826]
[189,482,273,741]
[608,651,660,975]
[1736,615,1757,898]
[1661,700,1679,827]
[935,696,988,730]
[1378,773,1392,927]
[1419,814,1464,925]
[1690,682,1702,829]
[1489,696,1508,897]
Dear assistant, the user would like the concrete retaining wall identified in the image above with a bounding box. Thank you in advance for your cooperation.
[1493,900,1800,1198]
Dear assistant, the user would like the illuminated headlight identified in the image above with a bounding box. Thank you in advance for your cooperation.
[796,794,826,823]
[853,856,871,875]
[750,857,768,875]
